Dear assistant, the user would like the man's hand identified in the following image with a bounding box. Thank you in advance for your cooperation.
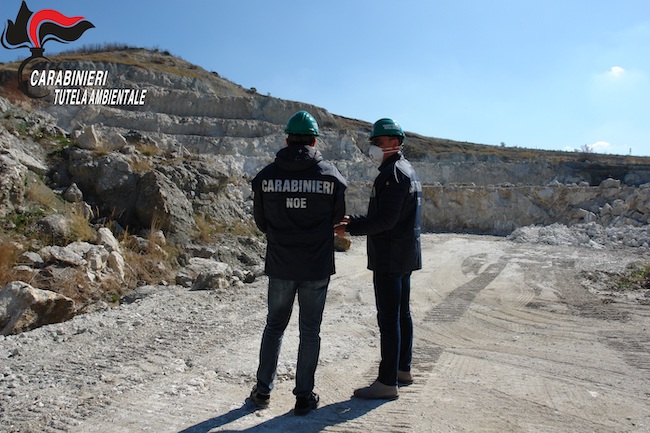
[334,216,350,237]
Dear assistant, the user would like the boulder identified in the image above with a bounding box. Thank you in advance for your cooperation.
[108,251,125,280]
[37,214,72,243]
[192,272,231,291]
[20,251,44,267]
[63,183,84,203]
[176,257,230,288]
[0,281,76,335]
[38,245,86,267]
[67,150,139,227]
[135,170,198,243]
[600,178,621,189]
[0,126,49,175]
[97,227,121,254]
[76,125,101,150]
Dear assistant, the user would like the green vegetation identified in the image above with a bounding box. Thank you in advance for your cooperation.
[617,263,650,291]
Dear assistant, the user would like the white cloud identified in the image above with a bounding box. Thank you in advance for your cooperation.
[590,141,612,152]
[607,66,625,78]
[590,65,647,102]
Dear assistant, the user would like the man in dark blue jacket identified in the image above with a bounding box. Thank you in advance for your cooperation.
[336,118,422,400]
[250,110,347,415]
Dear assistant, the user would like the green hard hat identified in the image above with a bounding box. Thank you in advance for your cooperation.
[369,118,405,139]
[285,110,320,136]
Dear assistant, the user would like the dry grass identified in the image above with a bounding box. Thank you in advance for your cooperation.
[194,213,220,243]
[25,174,65,213]
[136,143,161,157]
[0,44,208,81]
[128,156,154,173]
[194,214,259,241]
[121,247,176,287]
[0,217,177,306]
[0,236,22,287]
[0,168,179,304]
[229,218,258,237]
[117,218,178,288]
[21,175,96,244]
[67,203,97,243]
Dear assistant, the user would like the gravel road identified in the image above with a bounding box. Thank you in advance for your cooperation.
[1,234,649,433]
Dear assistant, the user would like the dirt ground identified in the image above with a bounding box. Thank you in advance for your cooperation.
[1,233,650,433]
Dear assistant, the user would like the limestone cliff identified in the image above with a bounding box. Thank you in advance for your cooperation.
[2,47,650,236]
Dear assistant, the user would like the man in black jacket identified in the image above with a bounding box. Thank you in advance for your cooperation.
[250,110,347,415]
[335,118,422,400]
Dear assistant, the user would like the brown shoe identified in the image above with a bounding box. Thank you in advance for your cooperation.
[398,370,413,386]
[353,380,398,400]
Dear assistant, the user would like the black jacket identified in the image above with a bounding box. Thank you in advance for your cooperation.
[252,145,347,280]
[347,153,422,273]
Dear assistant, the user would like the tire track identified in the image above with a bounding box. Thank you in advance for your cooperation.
[424,258,508,323]
[600,331,650,372]
[317,257,510,432]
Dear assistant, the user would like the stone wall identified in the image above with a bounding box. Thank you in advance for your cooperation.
[345,179,650,235]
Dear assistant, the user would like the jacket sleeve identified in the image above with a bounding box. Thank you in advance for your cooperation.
[332,180,347,225]
[347,180,406,236]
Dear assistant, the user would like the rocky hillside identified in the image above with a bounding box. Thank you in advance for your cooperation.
[4,47,650,229]
[1,47,649,334]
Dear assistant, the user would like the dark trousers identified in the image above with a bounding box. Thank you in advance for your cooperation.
[373,272,413,386]
[256,277,329,398]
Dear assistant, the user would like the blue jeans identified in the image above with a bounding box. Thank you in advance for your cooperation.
[374,272,413,386]
[256,277,329,398]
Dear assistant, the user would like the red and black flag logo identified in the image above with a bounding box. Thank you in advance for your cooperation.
[2,1,94,52]
[2,1,94,98]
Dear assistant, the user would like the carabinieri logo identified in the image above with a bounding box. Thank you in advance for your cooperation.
[2,1,94,98]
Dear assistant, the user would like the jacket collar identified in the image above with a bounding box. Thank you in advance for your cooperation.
[275,145,323,171]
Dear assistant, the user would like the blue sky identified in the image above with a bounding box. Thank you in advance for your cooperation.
[2,0,649,156]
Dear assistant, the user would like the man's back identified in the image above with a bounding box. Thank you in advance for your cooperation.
[252,145,346,280]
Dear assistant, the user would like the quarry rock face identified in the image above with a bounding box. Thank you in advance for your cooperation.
[3,50,650,237]
[420,181,650,235]
[1,49,649,332]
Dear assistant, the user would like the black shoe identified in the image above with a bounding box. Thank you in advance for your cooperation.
[294,392,319,416]
[249,386,270,408]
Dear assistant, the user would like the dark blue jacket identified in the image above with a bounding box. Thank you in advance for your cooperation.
[347,153,422,273]
[252,145,347,280]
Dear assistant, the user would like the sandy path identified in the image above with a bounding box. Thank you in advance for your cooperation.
[1,234,649,432]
